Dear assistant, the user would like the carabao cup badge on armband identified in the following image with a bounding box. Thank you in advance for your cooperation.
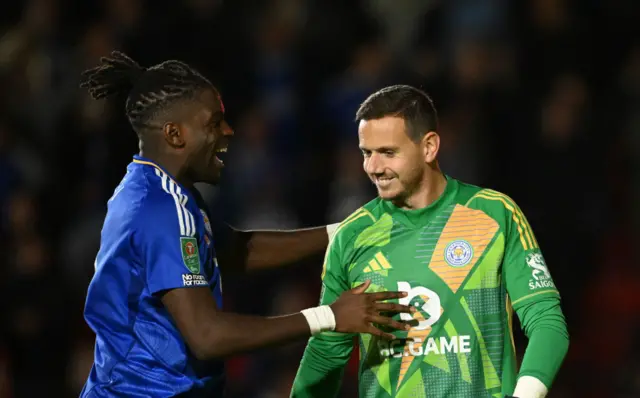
[180,237,201,274]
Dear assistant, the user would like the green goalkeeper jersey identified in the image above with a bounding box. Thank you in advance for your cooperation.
[292,177,563,398]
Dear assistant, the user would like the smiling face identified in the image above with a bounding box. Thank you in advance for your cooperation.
[163,88,234,185]
[358,116,440,206]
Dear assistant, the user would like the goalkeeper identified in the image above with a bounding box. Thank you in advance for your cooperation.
[291,85,569,398]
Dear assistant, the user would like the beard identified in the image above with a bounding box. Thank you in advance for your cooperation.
[372,167,425,205]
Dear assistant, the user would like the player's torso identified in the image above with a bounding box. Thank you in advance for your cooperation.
[347,191,513,397]
[83,160,225,396]
[122,160,223,303]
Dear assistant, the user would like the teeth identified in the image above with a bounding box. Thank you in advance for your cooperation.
[216,148,227,153]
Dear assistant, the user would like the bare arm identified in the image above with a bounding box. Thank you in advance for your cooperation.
[162,287,310,359]
[161,282,412,360]
[218,224,334,273]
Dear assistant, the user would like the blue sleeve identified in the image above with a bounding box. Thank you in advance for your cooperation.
[139,194,208,295]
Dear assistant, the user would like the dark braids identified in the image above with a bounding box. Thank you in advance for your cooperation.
[80,51,215,133]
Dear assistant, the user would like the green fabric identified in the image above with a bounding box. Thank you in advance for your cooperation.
[292,177,567,398]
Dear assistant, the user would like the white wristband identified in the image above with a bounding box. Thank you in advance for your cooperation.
[326,223,339,242]
[513,376,548,398]
[301,305,336,335]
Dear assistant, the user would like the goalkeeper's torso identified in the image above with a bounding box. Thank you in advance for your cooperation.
[340,177,520,398]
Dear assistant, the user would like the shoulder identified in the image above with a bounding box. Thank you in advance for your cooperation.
[329,197,389,253]
[458,182,527,230]
[127,167,197,237]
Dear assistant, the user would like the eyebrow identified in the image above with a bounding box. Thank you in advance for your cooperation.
[359,146,399,152]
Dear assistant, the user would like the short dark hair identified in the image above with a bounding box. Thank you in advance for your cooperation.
[80,51,214,135]
[355,85,438,142]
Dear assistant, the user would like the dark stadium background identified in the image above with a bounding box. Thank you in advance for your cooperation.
[0,0,638,397]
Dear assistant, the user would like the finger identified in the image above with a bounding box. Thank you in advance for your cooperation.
[366,315,411,331]
[367,290,408,301]
[374,303,416,314]
[350,279,371,294]
[367,326,396,340]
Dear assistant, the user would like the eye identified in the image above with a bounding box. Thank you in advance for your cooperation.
[208,118,222,132]
[361,150,371,158]
[383,150,395,157]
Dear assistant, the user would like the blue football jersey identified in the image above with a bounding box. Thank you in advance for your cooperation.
[81,155,225,398]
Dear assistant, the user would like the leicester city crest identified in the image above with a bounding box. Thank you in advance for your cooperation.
[444,240,473,267]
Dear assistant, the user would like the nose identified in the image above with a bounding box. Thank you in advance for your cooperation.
[364,153,383,175]
[222,120,234,137]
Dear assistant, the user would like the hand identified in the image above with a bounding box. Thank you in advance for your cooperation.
[330,280,414,339]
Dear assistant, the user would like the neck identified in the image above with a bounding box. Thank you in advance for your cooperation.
[393,167,447,210]
[139,147,193,188]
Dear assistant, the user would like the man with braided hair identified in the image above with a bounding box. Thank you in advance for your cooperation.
[79,52,415,398]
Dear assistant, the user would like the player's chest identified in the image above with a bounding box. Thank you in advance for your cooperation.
[347,222,499,297]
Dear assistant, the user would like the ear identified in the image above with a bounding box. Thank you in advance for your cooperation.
[163,122,186,149]
[421,131,440,163]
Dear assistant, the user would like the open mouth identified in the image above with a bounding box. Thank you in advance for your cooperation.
[375,176,395,188]
[214,147,227,166]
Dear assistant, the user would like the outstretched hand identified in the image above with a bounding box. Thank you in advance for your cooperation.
[330,280,414,340]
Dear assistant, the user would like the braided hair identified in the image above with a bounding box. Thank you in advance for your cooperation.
[80,51,214,134]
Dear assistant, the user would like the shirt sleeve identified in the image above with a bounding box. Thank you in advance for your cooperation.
[501,199,569,390]
[502,200,560,310]
[291,231,354,398]
[513,296,569,390]
[139,194,208,295]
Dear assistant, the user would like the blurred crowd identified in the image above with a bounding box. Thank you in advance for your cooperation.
[0,0,638,397]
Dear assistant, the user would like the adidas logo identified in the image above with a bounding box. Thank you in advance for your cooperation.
[363,252,393,273]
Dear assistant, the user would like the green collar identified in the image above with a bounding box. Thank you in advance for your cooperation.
[381,175,458,228]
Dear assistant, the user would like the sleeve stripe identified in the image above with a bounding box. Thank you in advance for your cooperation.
[482,190,539,248]
[170,178,190,236]
[176,187,189,236]
[474,194,531,250]
[154,168,196,237]
[174,184,196,237]
[187,202,196,236]
[467,190,537,251]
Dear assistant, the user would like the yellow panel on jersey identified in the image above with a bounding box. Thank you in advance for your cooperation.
[466,190,538,251]
[429,204,500,293]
